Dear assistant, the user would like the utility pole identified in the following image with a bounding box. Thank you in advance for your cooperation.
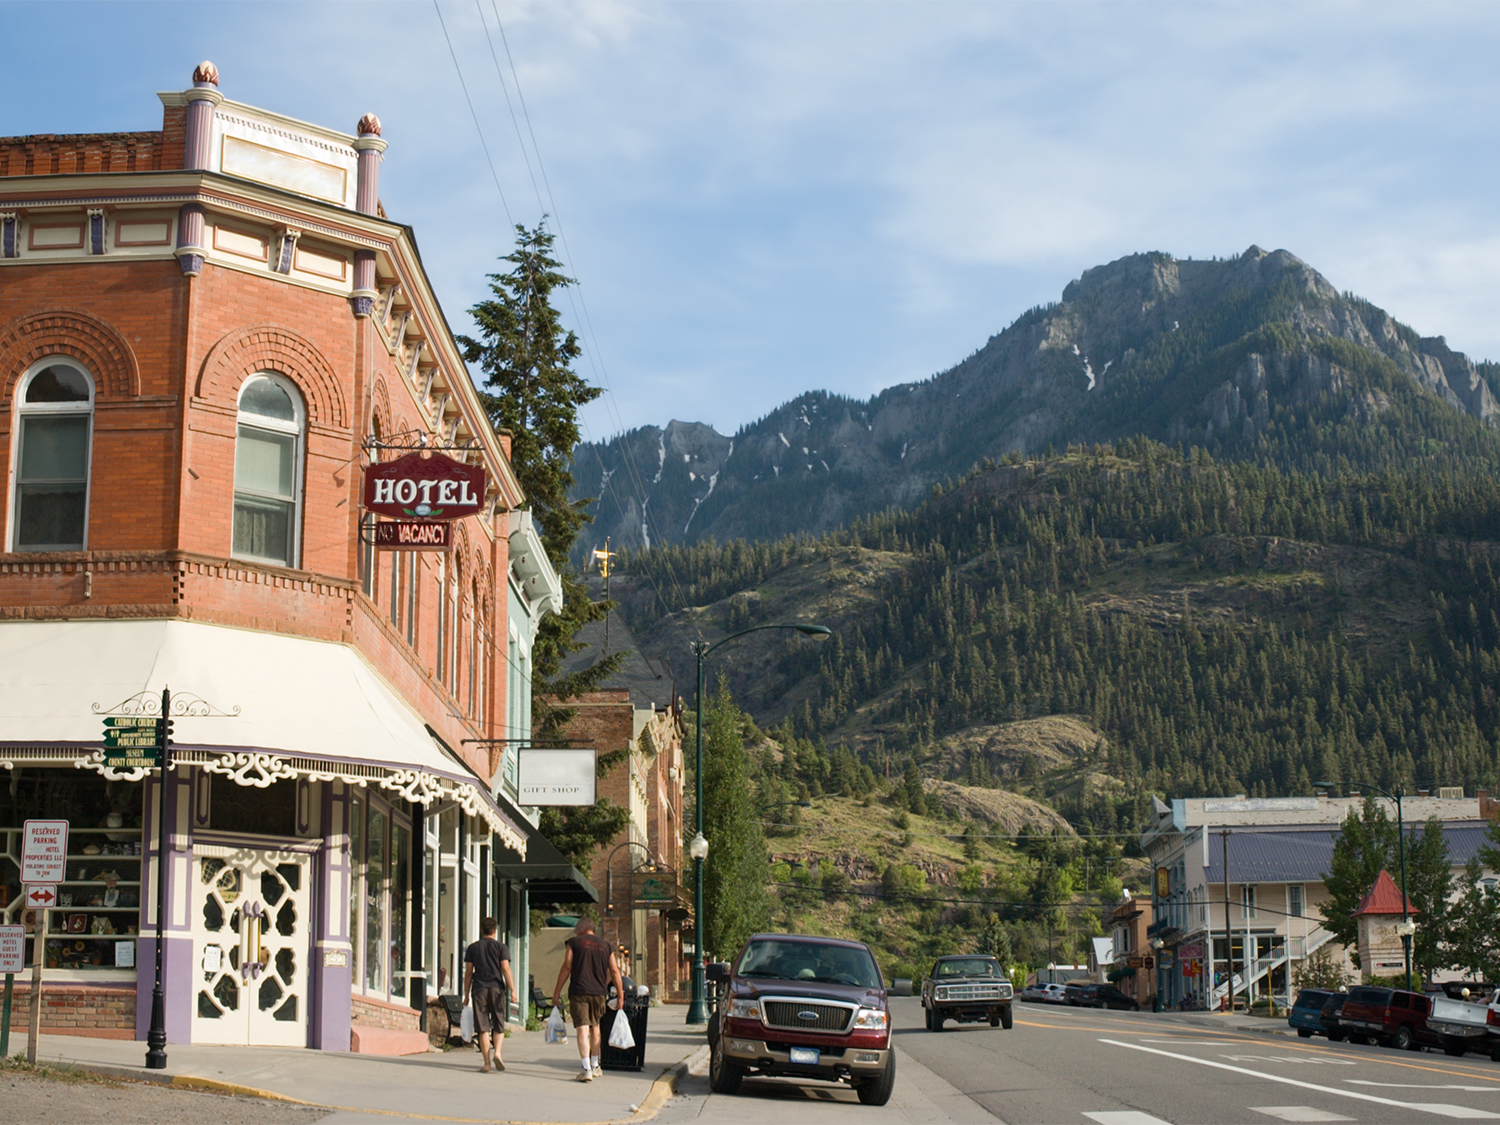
[1221,828,1234,1014]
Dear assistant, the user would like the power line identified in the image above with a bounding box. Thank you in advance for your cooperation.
[432,0,514,230]
[476,2,697,635]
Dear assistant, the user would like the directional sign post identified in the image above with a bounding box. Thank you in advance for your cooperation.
[102,716,162,769]
[22,819,65,1065]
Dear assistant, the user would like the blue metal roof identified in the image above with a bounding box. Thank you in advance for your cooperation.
[1200,822,1494,883]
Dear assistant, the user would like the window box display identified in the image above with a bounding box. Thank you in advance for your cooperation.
[0,773,144,973]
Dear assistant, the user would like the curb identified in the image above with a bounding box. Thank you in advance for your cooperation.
[632,1045,708,1119]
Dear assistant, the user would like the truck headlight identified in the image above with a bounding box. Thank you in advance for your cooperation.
[852,1007,889,1030]
[935,987,948,1001]
[728,999,761,1020]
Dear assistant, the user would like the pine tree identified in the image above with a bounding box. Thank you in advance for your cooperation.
[700,680,771,961]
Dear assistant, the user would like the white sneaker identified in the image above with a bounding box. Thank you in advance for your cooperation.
[592,1065,603,1077]
[575,1069,593,1083]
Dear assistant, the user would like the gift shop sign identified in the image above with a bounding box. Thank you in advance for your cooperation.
[364,452,486,520]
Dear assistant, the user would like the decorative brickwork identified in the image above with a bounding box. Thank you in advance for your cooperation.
[0,309,141,401]
[195,323,349,429]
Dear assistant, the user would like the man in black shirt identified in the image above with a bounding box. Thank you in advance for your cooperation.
[551,918,623,1081]
[463,916,516,1073]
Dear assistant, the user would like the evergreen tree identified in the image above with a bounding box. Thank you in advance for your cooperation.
[460,220,626,866]
[459,219,621,736]
[700,680,770,961]
[1320,800,1398,960]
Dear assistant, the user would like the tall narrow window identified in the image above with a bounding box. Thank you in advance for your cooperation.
[435,557,448,685]
[1287,884,1303,919]
[232,375,303,566]
[405,554,417,646]
[1242,885,1257,920]
[467,583,478,715]
[359,513,377,597]
[389,549,402,627]
[13,362,93,551]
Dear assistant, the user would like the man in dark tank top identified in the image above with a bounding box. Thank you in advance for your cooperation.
[551,918,623,1081]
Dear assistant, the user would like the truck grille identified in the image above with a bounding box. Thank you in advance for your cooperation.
[938,984,1005,1002]
[762,1000,854,1033]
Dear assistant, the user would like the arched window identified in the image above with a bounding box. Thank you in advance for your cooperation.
[13,361,94,551]
[232,374,303,567]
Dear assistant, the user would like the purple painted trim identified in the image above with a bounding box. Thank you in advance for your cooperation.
[189,829,319,853]
[178,253,204,277]
[310,782,352,1050]
[351,295,374,319]
[89,212,105,255]
[4,216,18,258]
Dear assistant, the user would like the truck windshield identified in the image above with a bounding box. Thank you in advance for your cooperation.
[736,939,882,988]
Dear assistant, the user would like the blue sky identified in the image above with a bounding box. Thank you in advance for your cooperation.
[6,2,1500,442]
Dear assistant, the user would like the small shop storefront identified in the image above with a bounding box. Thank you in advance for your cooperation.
[0,616,529,1050]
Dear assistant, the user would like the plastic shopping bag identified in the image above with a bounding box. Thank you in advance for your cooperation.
[459,1004,475,1043]
[608,1010,635,1050]
[545,1005,567,1044]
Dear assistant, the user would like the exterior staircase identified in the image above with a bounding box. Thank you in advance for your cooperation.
[1210,927,1336,1006]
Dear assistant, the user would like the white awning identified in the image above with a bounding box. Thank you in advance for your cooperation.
[0,618,524,853]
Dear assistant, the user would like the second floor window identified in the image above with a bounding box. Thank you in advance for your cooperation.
[13,361,93,551]
[232,374,303,567]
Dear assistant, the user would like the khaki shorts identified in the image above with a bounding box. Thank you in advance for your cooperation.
[570,992,607,1028]
[472,983,506,1035]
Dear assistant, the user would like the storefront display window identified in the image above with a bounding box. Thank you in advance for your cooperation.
[348,794,411,1002]
[0,771,143,973]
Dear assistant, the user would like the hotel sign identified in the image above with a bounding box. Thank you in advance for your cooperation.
[374,520,451,551]
[364,452,486,520]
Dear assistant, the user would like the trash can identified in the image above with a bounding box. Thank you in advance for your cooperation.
[599,994,649,1071]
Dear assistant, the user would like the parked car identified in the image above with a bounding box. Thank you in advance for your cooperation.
[1336,985,1437,1051]
[1021,982,1069,1004]
[1064,981,1141,1011]
[921,955,1014,1031]
[1318,992,1349,1041]
[1289,988,1337,1038]
[706,934,895,1107]
[1425,983,1500,1061]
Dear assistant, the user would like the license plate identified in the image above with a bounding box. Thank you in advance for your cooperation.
[788,1047,820,1065]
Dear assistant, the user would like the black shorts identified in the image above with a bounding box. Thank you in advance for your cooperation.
[472,983,507,1034]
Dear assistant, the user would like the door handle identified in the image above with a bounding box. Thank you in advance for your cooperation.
[241,902,268,980]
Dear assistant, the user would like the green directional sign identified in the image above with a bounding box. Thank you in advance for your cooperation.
[101,716,158,730]
[103,731,158,748]
[103,748,161,769]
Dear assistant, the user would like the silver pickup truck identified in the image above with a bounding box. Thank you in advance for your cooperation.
[1425,989,1500,1061]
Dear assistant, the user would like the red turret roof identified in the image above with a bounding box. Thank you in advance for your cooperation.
[1354,869,1419,917]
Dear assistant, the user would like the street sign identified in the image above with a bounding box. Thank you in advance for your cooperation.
[104,747,162,769]
[103,730,158,748]
[23,886,56,911]
[21,821,67,884]
[0,926,23,974]
[101,716,158,730]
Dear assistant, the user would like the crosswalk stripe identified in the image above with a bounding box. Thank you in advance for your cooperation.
[1251,1108,1355,1123]
[1083,1113,1174,1125]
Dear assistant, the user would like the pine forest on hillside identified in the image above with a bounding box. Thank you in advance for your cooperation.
[618,442,1500,837]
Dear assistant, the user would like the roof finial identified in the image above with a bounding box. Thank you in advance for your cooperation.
[193,61,220,87]
[358,113,382,138]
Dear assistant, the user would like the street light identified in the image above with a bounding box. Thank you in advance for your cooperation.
[1317,780,1412,990]
[687,623,832,1025]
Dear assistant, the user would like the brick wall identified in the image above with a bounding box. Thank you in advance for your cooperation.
[0,984,136,1039]
[351,993,421,1031]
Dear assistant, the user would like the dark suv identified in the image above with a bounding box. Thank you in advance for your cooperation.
[706,934,894,1106]
[1065,982,1141,1011]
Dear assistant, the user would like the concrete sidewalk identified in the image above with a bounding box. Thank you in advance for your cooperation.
[1148,1009,1298,1037]
[29,1005,707,1125]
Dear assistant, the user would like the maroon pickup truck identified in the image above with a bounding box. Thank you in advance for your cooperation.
[1335,985,1437,1051]
[706,933,894,1106]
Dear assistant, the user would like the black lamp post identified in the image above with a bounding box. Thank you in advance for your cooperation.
[1318,780,1411,990]
[686,623,831,1026]
[145,687,172,1069]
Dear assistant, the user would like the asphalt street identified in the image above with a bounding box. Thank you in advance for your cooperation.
[660,996,1500,1124]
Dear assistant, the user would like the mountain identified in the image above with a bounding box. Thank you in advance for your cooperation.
[572,246,1500,564]
[611,443,1500,831]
